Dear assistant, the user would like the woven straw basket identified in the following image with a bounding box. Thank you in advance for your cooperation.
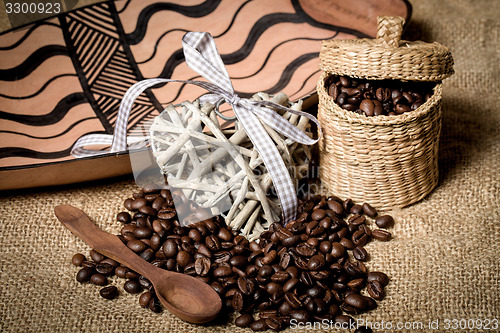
[317,16,454,209]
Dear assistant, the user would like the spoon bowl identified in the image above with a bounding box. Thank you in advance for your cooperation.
[54,204,221,324]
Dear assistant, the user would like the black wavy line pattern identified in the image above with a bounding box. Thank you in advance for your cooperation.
[0,146,73,159]
[291,0,370,38]
[213,0,252,38]
[117,0,132,14]
[0,93,86,126]
[290,69,320,97]
[221,12,304,65]
[0,45,68,81]
[126,0,222,45]
[263,53,319,94]
[0,117,96,139]
[232,35,337,80]
[137,0,251,65]
[0,73,77,99]
[136,28,188,64]
[0,22,60,50]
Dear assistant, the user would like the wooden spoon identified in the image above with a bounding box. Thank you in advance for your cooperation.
[54,204,221,324]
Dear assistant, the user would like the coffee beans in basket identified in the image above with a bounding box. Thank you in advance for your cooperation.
[325,74,435,116]
[70,185,394,331]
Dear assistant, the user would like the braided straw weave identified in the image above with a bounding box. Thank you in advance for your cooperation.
[320,16,454,82]
[317,16,453,209]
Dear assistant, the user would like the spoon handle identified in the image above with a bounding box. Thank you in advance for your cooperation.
[55,204,161,279]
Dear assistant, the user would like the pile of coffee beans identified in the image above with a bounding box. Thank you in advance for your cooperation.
[325,74,435,116]
[71,185,394,332]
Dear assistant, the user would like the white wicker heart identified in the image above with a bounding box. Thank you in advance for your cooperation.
[149,92,313,240]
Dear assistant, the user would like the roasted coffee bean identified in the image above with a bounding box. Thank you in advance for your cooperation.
[328,83,339,99]
[138,276,153,291]
[367,271,390,286]
[127,239,147,253]
[311,209,326,221]
[134,227,152,239]
[197,244,212,258]
[232,290,245,312]
[194,257,211,276]
[283,278,298,293]
[372,229,392,241]
[126,270,141,280]
[339,237,355,250]
[359,99,374,116]
[362,202,377,217]
[176,251,191,267]
[367,280,385,300]
[395,103,410,113]
[72,190,395,332]
[349,204,363,215]
[218,228,233,242]
[76,267,94,283]
[375,215,395,228]
[265,316,282,331]
[99,286,118,299]
[330,242,345,258]
[95,263,115,276]
[289,310,310,323]
[271,271,290,283]
[347,278,365,289]
[116,212,131,224]
[139,291,153,307]
[355,326,373,333]
[306,286,324,298]
[335,314,355,326]
[295,243,316,257]
[139,205,156,216]
[162,239,178,258]
[353,247,368,261]
[148,298,162,313]
[326,200,344,216]
[213,266,233,278]
[205,235,221,251]
[318,240,332,254]
[89,273,107,286]
[344,293,368,310]
[250,318,268,331]
[157,207,176,220]
[352,230,369,247]
[235,314,254,327]
[308,254,326,270]
[90,249,105,263]
[282,235,301,247]
[238,277,256,295]
[339,76,351,87]
[115,266,128,278]
[376,87,391,102]
[100,258,119,268]
[123,198,134,211]
[131,198,147,210]
[261,250,277,265]
[124,280,142,294]
[72,253,86,267]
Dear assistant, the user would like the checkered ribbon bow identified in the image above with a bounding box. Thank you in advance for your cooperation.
[72,32,321,223]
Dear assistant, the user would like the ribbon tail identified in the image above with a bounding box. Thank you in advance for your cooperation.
[233,104,298,223]
[71,134,149,158]
[251,106,317,145]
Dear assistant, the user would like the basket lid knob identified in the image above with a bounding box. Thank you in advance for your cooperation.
[376,16,405,48]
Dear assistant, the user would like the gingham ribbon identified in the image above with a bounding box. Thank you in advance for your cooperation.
[72,32,321,223]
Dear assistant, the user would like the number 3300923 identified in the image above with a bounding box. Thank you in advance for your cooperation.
[5,2,61,14]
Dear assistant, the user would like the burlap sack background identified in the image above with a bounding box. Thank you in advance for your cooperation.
[1,0,498,331]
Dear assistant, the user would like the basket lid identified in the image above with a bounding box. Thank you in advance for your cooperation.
[319,16,454,81]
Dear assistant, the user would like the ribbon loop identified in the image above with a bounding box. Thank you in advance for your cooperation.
[71,32,322,224]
